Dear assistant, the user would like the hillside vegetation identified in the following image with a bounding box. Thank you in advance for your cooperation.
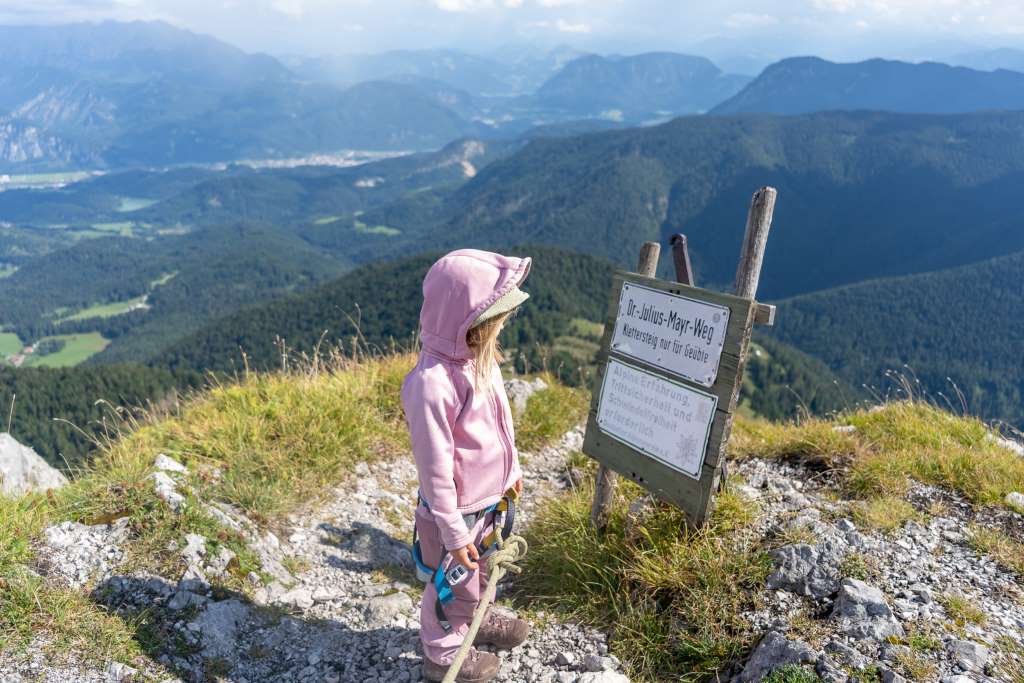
[771,250,1024,427]
[373,110,1024,300]
[712,56,1024,115]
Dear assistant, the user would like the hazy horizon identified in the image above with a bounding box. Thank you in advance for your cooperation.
[3,1,1024,69]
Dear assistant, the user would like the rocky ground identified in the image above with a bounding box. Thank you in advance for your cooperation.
[1,380,629,683]
[731,458,1024,683]
[3,386,1022,682]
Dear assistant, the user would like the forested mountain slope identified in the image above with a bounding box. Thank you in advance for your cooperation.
[711,56,1024,114]
[372,110,1024,300]
[771,250,1024,426]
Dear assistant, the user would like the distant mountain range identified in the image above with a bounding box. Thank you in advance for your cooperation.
[712,56,1024,114]
[533,52,750,118]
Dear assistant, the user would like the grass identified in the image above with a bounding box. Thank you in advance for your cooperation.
[23,333,109,367]
[968,525,1024,577]
[90,222,135,236]
[1,352,413,656]
[520,478,769,682]
[115,197,158,213]
[0,263,16,279]
[938,592,988,628]
[2,350,582,663]
[151,271,178,288]
[731,401,1024,510]
[312,215,342,225]
[849,496,921,533]
[514,374,589,452]
[763,665,821,683]
[56,296,148,323]
[0,332,23,357]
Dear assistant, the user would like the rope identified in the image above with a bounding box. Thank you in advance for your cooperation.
[441,534,529,683]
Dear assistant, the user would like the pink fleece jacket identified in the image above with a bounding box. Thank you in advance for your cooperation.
[401,249,530,551]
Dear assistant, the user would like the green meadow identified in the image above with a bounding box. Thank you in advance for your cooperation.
[23,333,110,367]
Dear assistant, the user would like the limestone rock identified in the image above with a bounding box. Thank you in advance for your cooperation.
[767,542,843,598]
[831,578,905,641]
[946,639,989,673]
[577,673,629,683]
[36,519,128,588]
[1005,491,1024,511]
[364,591,413,627]
[504,377,548,417]
[189,599,250,659]
[735,631,817,682]
[154,453,188,475]
[0,432,67,495]
[149,471,185,511]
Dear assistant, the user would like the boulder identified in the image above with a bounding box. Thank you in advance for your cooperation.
[735,631,817,682]
[831,578,905,641]
[189,599,251,659]
[767,542,843,599]
[0,432,67,495]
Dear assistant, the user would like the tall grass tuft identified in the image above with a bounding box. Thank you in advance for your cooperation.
[520,479,769,681]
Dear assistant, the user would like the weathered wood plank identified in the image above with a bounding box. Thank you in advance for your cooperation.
[590,242,660,531]
[755,303,776,326]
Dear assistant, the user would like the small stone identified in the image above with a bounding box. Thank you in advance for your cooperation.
[154,454,188,474]
[582,654,617,672]
[947,639,989,673]
[1005,491,1024,511]
[577,674,629,683]
[149,471,186,511]
[364,591,413,627]
[277,587,315,610]
[555,651,576,667]
[737,631,817,682]
[831,578,905,641]
[105,662,138,681]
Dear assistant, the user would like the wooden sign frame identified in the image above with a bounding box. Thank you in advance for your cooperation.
[582,272,756,524]
[584,187,777,527]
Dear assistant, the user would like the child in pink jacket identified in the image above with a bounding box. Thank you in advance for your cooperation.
[401,249,532,683]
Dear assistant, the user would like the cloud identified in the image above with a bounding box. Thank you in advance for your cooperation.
[271,0,305,18]
[724,12,779,28]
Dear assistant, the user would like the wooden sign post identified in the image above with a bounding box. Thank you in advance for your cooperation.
[585,187,777,528]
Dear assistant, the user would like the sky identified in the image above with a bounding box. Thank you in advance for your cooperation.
[1,0,1024,65]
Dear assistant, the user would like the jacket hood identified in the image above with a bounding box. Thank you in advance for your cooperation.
[419,249,531,361]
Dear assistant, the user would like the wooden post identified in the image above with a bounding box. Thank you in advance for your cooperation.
[669,234,694,286]
[590,240,661,531]
[717,186,777,493]
[734,187,777,300]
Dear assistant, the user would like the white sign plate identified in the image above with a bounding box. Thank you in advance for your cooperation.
[596,358,717,480]
[610,281,730,388]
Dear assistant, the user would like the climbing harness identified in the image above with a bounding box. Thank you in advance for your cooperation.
[411,489,518,634]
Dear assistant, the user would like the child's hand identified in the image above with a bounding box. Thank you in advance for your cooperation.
[513,478,523,496]
[451,543,479,571]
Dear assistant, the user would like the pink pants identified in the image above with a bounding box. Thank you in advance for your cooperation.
[416,504,494,665]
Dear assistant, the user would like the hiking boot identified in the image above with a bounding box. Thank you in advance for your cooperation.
[473,608,531,650]
[422,648,499,683]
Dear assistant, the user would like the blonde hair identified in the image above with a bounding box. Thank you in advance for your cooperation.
[466,310,513,388]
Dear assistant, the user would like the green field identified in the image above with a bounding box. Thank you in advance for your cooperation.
[57,296,148,323]
[0,264,16,279]
[23,333,110,367]
[5,171,93,187]
[115,197,159,212]
[91,222,136,236]
[313,216,343,225]
[0,332,23,357]
[354,219,401,236]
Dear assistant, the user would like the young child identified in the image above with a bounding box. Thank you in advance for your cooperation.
[401,249,533,683]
